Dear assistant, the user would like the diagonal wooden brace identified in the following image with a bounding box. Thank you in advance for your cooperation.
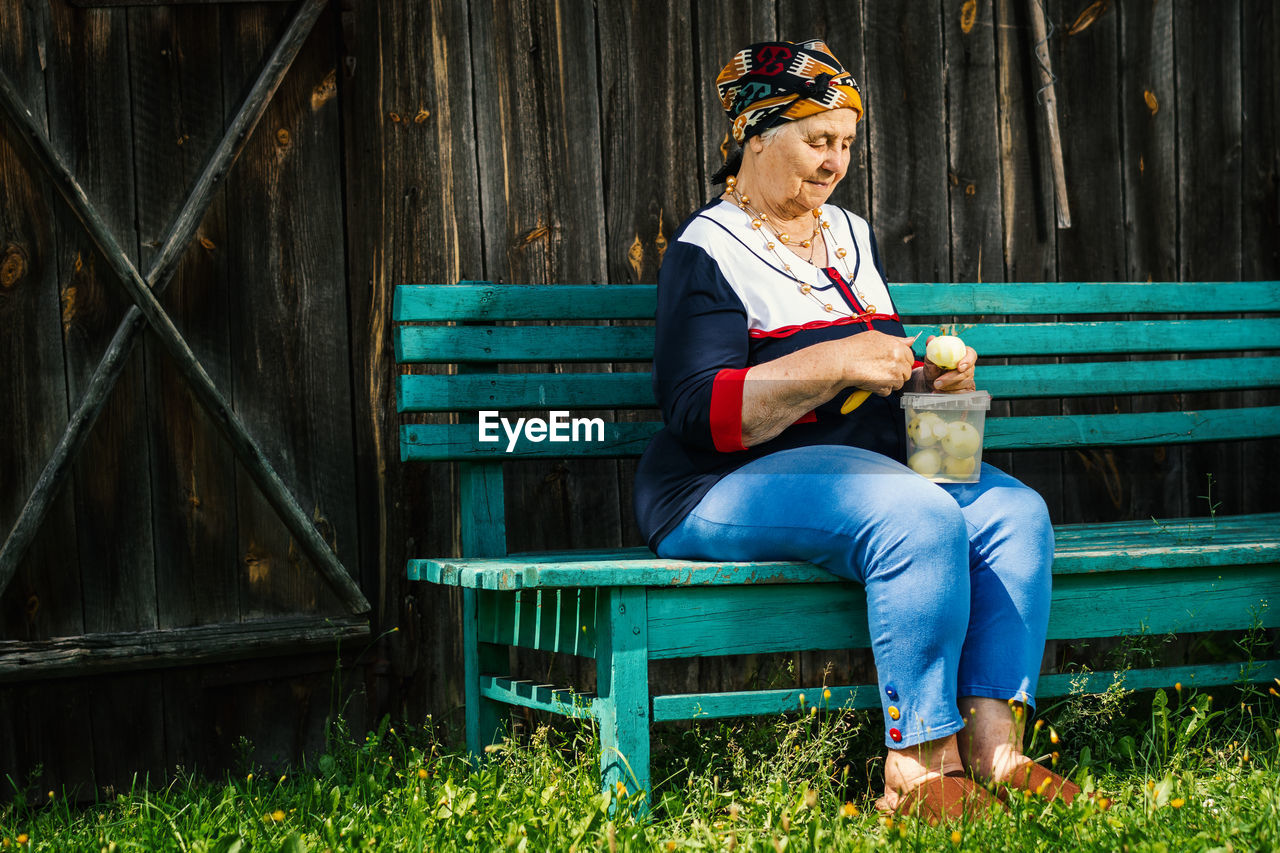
[0,0,369,616]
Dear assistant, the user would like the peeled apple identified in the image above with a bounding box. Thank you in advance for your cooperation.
[906,411,947,447]
[908,448,942,477]
[942,454,977,479]
[940,421,981,458]
[925,335,967,370]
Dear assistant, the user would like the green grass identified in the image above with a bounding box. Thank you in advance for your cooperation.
[3,675,1279,852]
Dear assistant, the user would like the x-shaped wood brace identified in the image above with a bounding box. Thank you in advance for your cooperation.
[0,0,369,615]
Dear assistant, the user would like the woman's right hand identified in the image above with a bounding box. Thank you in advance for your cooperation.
[836,331,917,396]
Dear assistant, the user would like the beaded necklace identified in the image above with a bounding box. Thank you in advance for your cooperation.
[724,175,877,318]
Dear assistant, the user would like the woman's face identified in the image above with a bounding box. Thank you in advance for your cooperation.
[746,108,858,216]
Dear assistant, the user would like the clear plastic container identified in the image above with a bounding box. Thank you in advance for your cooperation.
[900,390,992,483]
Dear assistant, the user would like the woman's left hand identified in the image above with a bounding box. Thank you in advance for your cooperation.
[922,336,978,392]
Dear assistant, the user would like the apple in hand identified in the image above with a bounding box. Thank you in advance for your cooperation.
[925,335,967,371]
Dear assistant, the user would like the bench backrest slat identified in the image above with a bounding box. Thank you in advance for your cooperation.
[396,318,1280,364]
[400,405,1280,461]
[398,355,1280,412]
[394,281,1280,320]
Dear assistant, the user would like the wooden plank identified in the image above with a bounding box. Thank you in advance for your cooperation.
[649,659,1280,721]
[41,1,156,634]
[402,421,659,461]
[399,371,655,412]
[0,681,97,799]
[597,0,699,286]
[596,587,651,804]
[865,1,950,282]
[646,584,869,659]
[1119,0,1184,520]
[653,683,881,721]
[943,0,1004,284]
[996,0,1062,518]
[1035,660,1280,697]
[468,0,616,561]
[984,407,1280,448]
[394,283,658,321]
[479,676,596,720]
[694,1,775,195]
[398,356,1280,413]
[596,0,699,586]
[402,406,1280,461]
[38,0,151,798]
[396,318,1280,364]
[222,2,361,618]
[777,0,870,217]
[0,0,84,639]
[0,615,371,683]
[127,2,239,629]
[894,281,1280,314]
[1047,564,1279,637]
[341,0,485,719]
[1177,0,1245,520]
[1049,0,1129,522]
[393,281,1280,322]
[414,510,1280,588]
[1240,0,1280,519]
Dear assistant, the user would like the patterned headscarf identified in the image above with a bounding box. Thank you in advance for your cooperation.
[716,39,863,144]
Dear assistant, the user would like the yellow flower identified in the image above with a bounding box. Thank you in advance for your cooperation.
[665,842,676,852]
[270,810,286,822]
[1170,798,1185,808]
[17,837,28,846]
[798,693,806,706]
[951,830,963,844]
[1034,719,1045,731]
[1051,751,1060,765]
[842,802,859,817]
[823,688,832,701]
[1096,797,1111,811]
[1049,728,1059,744]
[810,706,817,717]
[417,768,429,779]
[1174,682,1182,693]
[616,781,627,796]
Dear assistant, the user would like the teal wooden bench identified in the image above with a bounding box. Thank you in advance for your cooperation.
[396,280,1280,808]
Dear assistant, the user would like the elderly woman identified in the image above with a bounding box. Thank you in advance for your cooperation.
[633,40,1078,821]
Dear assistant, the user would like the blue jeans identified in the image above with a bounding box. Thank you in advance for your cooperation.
[656,445,1054,749]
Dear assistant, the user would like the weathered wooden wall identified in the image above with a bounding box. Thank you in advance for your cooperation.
[1,0,1276,796]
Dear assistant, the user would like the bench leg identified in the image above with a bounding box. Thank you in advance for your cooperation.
[462,587,505,763]
[596,586,651,815]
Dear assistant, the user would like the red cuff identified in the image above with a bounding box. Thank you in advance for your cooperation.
[912,360,925,370]
[709,367,750,452]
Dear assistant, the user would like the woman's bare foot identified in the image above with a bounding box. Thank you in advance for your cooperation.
[956,696,1032,785]
[875,733,965,812]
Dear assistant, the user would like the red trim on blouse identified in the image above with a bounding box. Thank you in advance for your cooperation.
[709,367,750,452]
[748,313,901,339]
[792,410,818,425]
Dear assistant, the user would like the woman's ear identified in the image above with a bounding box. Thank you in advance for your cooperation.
[748,134,767,154]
